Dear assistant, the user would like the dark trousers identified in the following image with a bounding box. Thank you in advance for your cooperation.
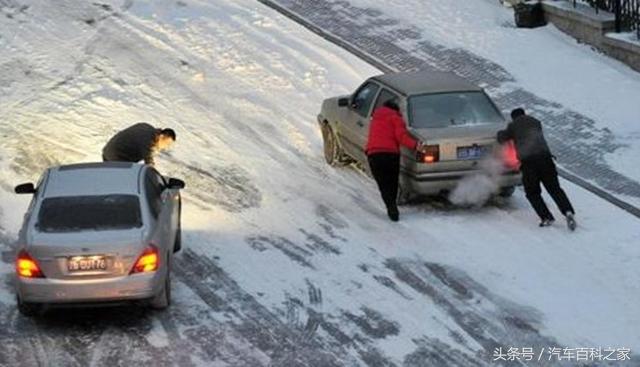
[368,153,400,212]
[521,155,574,220]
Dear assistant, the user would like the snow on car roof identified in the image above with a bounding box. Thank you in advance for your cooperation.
[43,162,144,198]
[373,71,482,96]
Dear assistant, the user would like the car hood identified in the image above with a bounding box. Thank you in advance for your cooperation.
[25,228,147,258]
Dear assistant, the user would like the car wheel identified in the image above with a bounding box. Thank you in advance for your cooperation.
[499,186,516,198]
[322,123,349,166]
[397,181,412,206]
[150,257,171,310]
[17,296,41,317]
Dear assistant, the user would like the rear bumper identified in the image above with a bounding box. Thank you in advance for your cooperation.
[403,169,522,195]
[16,270,163,304]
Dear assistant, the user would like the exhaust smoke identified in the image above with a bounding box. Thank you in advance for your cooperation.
[448,156,506,207]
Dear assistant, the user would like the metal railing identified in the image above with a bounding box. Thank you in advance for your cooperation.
[573,0,640,38]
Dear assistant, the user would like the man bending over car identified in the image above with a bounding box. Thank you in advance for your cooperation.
[103,122,176,166]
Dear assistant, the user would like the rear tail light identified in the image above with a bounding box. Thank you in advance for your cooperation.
[130,245,159,274]
[502,140,521,171]
[417,144,440,164]
[16,250,45,278]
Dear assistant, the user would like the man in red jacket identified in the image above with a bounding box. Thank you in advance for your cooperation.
[366,100,422,222]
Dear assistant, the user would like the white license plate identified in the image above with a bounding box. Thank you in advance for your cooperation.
[67,256,107,272]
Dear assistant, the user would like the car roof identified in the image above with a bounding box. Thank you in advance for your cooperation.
[42,162,144,198]
[372,71,482,96]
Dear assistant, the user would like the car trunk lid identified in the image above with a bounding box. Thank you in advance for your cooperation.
[25,229,147,279]
[411,123,504,170]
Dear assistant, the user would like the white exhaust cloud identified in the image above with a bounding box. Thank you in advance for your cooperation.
[448,156,506,207]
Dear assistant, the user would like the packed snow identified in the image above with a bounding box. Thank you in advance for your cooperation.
[1,0,639,366]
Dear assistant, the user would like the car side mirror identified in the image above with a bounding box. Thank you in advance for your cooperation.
[15,183,36,195]
[166,178,185,189]
[338,98,349,107]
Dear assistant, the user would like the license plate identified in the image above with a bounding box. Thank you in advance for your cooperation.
[457,145,489,160]
[67,256,107,272]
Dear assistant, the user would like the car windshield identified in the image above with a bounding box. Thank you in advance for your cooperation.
[37,195,142,233]
[409,91,504,128]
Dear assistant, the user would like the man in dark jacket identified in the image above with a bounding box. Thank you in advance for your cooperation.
[498,108,576,230]
[366,100,422,222]
[103,123,176,166]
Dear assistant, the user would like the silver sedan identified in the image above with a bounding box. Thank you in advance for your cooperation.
[318,71,521,202]
[13,162,184,316]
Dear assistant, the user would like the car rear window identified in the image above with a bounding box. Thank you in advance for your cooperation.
[409,91,505,128]
[37,195,142,233]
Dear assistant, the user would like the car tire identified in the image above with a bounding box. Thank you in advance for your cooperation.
[322,123,349,166]
[397,181,412,206]
[17,296,41,317]
[499,186,515,198]
[150,257,171,310]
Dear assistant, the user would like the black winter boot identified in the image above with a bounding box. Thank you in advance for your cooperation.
[539,218,555,227]
[387,206,399,222]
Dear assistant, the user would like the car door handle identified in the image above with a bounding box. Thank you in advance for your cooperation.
[356,121,364,127]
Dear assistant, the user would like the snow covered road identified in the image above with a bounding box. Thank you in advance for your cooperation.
[1,0,639,366]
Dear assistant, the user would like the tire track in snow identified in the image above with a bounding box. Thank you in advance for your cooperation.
[194,226,501,367]
[156,304,198,367]
[247,235,316,269]
[0,305,46,367]
[173,248,352,366]
[246,228,346,269]
[283,280,323,345]
[0,292,198,367]
[29,308,157,366]
[163,155,262,212]
[384,259,635,366]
